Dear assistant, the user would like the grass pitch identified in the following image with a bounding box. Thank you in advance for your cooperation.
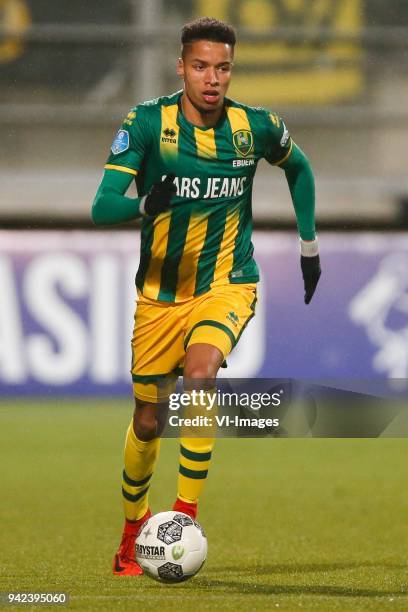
[0,400,407,611]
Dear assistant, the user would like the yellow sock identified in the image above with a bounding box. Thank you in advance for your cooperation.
[177,389,216,504]
[177,437,214,503]
[122,422,160,521]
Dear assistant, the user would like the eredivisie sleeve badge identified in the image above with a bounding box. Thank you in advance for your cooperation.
[111,129,130,155]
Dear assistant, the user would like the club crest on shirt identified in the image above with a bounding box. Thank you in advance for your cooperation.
[232,129,254,157]
[111,129,129,155]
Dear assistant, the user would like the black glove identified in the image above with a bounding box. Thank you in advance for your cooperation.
[301,254,321,305]
[140,173,176,216]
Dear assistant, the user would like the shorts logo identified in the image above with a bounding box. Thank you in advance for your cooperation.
[111,129,129,155]
[232,129,253,157]
[227,311,239,327]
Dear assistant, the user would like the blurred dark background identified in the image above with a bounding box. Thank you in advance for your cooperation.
[1,0,408,227]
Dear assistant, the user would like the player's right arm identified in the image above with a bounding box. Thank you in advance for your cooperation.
[92,107,176,225]
[92,107,148,225]
[92,168,177,225]
[92,108,176,224]
[92,169,142,225]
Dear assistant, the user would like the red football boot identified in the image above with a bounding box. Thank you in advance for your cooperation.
[172,497,198,519]
[112,509,151,576]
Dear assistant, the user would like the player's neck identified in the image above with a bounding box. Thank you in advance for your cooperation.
[180,93,223,128]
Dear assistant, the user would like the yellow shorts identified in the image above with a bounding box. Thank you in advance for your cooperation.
[131,283,257,403]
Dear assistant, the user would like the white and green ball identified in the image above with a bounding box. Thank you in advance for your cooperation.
[135,511,207,582]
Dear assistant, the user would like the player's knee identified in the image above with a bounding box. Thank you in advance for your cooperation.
[183,362,217,382]
[134,415,158,441]
[133,404,159,441]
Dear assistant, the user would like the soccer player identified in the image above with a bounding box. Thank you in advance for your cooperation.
[92,17,321,576]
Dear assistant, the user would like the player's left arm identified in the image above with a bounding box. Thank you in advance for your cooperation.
[263,112,321,304]
[280,144,321,304]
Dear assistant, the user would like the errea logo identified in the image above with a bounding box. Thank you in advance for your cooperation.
[124,111,136,126]
[162,128,177,144]
[227,311,239,327]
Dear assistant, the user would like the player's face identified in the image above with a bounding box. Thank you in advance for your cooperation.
[177,40,233,114]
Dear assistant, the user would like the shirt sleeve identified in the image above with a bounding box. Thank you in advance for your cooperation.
[262,111,293,167]
[104,107,150,176]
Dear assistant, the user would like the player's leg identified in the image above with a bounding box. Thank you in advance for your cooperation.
[114,291,183,576]
[173,343,223,518]
[122,398,169,522]
[174,283,257,518]
[114,398,168,576]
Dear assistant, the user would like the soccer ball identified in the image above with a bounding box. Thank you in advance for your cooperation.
[135,511,207,582]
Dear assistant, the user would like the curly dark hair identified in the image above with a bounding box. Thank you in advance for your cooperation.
[181,16,236,50]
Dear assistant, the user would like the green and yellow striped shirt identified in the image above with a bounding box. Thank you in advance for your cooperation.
[105,90,292,303]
